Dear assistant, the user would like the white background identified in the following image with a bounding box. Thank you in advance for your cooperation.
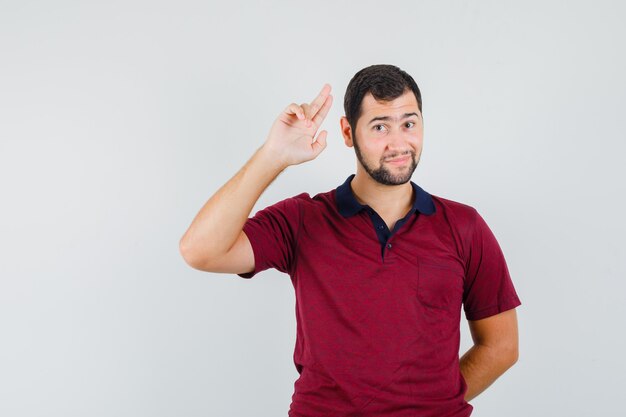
[1,1,625,416]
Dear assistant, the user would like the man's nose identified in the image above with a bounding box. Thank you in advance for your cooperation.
[386,129,409,152]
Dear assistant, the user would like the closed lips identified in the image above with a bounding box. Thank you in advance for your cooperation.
[386,156,409,162]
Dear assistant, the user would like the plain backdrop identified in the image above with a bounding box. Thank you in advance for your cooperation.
[1,1,625,416]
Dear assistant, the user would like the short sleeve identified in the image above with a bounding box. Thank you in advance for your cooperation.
[237,195,302,279]
[463,209,522,320]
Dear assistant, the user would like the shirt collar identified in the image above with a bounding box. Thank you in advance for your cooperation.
[335,173,436,218]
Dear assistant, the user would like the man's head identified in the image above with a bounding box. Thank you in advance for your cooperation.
[341,64,424,186]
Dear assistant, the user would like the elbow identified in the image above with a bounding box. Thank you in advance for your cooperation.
[179,236,209,270]
[179,237,195,268]
[481,340,518,370]
[503,341,519,369]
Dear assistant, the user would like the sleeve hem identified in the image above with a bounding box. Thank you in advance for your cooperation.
[465,297,521,321]
[236,227,265,279]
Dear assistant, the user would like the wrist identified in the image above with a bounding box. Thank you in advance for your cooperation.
[256,143,289,174]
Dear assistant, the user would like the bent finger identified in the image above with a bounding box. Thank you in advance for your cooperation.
[311,129,328,155]
[300,103,313,126]
[285,103,305,120]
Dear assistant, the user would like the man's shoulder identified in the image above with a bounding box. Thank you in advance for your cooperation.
[290,188,336,210]
[425,194,488,255]
[267,188,335,212]
[430,193,478,215]
[429,193,480,228]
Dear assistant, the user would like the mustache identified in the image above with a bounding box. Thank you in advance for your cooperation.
[383,151,413,161]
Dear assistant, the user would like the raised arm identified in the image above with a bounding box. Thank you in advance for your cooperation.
[179,84,333,273]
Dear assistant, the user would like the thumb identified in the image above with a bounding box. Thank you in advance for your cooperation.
[311,130,328,156]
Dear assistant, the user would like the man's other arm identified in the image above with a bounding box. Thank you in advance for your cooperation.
[459,308,519,402]
[179,84,333,274]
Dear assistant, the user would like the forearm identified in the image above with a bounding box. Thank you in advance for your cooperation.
[179,144,285,267]
[459,343,518,402]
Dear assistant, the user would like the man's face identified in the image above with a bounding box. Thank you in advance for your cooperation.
[344,89,423,186]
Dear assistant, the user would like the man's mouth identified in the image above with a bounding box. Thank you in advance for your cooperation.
[385,155,410,164]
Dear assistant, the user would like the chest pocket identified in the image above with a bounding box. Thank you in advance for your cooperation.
[416,259,464,312]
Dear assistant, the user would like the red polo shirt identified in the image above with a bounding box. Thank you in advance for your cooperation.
[238,174,521,417]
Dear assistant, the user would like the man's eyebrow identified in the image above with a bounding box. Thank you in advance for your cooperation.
[367,112,420,125]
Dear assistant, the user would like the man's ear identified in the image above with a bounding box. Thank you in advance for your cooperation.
[340,116,353,148]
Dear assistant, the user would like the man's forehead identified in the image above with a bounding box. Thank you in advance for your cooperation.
[360,90,420,116]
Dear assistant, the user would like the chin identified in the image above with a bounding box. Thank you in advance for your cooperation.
[371,171,413,186]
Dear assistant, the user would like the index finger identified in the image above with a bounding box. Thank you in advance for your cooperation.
[307,83,332,118]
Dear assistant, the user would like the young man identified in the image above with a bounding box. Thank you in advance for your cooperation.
[180,64,521,417]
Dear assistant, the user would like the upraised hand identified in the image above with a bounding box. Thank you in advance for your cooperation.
[263,84,333,169]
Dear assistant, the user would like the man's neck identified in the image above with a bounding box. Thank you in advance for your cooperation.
[350,171,414,218]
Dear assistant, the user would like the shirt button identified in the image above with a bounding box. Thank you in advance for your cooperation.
[387,243,392,249]
[378,225,384,230]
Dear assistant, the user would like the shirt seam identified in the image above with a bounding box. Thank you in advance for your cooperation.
[288,195,303,277]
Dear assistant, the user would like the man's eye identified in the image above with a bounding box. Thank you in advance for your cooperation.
[405,122,415,128]
[374,124,386,132]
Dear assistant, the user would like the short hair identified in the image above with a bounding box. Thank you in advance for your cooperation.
[343,64,422,132]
